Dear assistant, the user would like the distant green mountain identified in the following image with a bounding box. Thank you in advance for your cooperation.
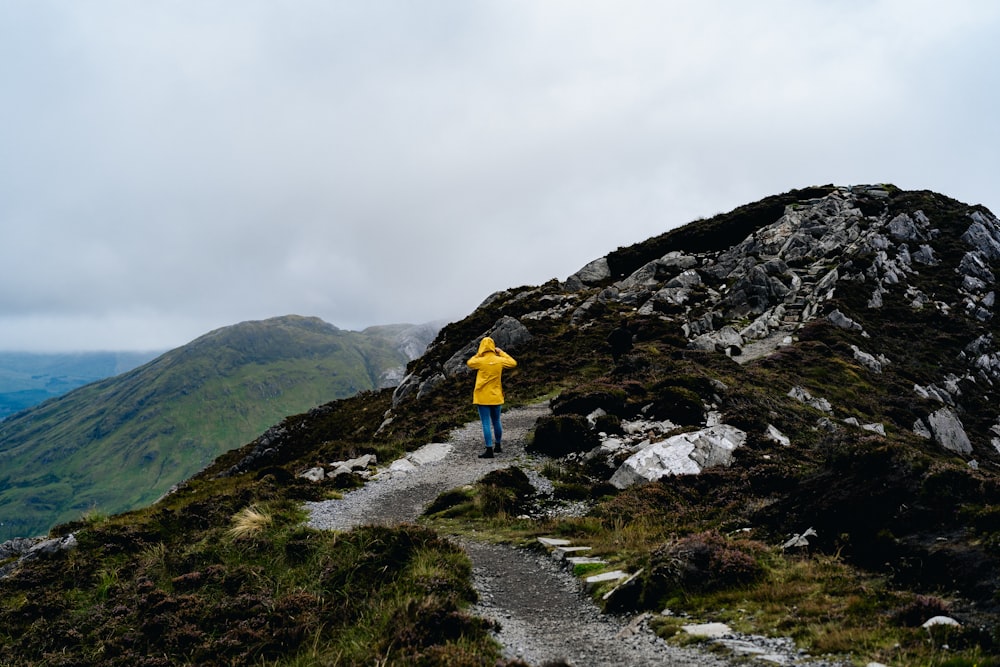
[0,315,439,539]
[0,351,161,420]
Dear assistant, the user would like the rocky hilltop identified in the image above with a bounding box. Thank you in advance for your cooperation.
[397,184,999,462]
[2,185,999,665]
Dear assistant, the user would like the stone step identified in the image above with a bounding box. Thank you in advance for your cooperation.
[584,570,629,590]
[536,537,572,548]
[682,622,732,638]
[537,536,636,596]
[567,556,607,566]
[552,546,593,560]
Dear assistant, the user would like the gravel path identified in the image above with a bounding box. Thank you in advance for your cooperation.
[305,403,849,667]
[305,403,553,531]
[462,538,740,666]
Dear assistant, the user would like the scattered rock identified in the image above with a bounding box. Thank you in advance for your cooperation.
[682,622,733,638]
[298,467,325,482]
[850,344,886,373]
[0,537,39,560]
[25,534,78,559]
[404,442,452,465]
[781,527,818,550]
[922,615,961,628]
[689,325,744,352]
[389,458,417,474]
[565,256,611,290]
[766,424,791,447]
[788,386,833,413]
[827,308,863,331]
[2,533,79,579]
[926,407,973,455]
[326,465,353,480]
[609,424,748,489]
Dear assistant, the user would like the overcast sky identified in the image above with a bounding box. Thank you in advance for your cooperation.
[2,1,999,351]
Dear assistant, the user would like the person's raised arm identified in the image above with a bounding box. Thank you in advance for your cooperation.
[496,348,517,368]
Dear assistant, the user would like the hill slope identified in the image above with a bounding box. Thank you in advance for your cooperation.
[3,185,1000,665]
[0,315,439,539]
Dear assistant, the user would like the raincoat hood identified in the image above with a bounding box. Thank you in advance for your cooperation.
[477,337,497,355]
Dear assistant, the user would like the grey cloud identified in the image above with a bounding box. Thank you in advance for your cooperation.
[1,0,999,350]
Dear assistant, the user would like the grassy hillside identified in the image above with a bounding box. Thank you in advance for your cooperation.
[0,315,436,540]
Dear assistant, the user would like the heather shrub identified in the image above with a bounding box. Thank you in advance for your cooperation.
[891,594,951,627]
[550,383,627,417]
[645,384,704,425]
[478,467,535,517]
[424,467,535,519]
[528,415,599,457]
[642,530,765,605]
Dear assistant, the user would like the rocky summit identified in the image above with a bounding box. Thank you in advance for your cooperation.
[3,184,1000,666]
[396,184,1000,468]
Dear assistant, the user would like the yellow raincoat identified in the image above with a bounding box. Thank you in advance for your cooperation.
[466,337,517,405]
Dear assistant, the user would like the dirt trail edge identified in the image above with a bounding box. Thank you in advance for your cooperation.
[304,403,740,666]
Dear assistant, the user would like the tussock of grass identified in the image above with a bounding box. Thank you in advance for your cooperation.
[424,468,536,523]
[228,504,273,539]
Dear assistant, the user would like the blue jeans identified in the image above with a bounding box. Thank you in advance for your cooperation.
[477,404,503,448]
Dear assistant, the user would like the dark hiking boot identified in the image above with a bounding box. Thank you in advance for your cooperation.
[478,448,494,459]
[494,442,503,454]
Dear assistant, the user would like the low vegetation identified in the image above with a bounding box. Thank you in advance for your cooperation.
[0,500,497,665]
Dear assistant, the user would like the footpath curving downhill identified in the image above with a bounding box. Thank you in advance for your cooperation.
[305,403,552,532]
[304,403,850,667]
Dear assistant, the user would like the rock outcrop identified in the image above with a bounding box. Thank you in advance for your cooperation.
[385,186,1000,486]
[609,424,748,489]
[0,534,78,579]
[557,186,1000,462]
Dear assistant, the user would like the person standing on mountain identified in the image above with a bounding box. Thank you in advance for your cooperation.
[467,336,517,459]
